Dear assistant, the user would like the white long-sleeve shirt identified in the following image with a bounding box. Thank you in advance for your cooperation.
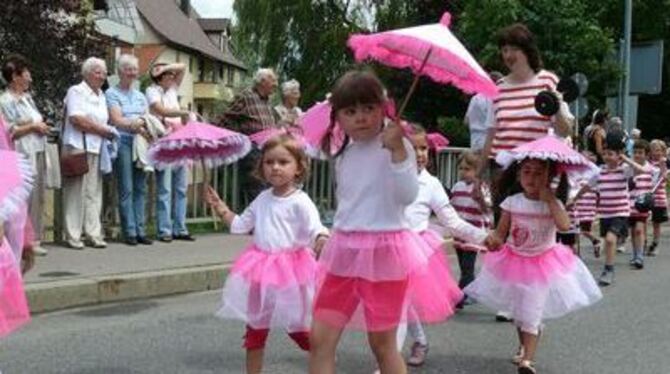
[406,170,488,244]
[230,189,327,252]
[333,133,418,231]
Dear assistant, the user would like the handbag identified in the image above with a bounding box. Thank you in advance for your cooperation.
[61,131,89,178]
[634,192,653,213]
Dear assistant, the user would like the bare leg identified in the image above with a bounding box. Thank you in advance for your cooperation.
[604,232,617,266]
[246,349,264,374]
[521,331,540,362]
[368,329,407,374]
[309,321,344,374]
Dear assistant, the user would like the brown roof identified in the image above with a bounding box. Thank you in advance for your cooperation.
[135,0,246,70]
[198,18,231,32]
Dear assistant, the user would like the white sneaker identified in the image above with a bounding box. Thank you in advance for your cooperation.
[66,240,84,250]
[32,245,48,256]
[616,246,626,253]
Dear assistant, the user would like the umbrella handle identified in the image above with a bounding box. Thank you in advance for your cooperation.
[397,47,434,119]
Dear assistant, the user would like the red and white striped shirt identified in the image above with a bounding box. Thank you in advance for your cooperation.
[596,164,633,219]
[490,70,558,157]
[651,160,668,208]
[629,170,654,218]
[451,181,492,229]
[574,189,598,223]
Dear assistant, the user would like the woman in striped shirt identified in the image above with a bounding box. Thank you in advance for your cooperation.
[480,23,574,216]
[648,140,669,256]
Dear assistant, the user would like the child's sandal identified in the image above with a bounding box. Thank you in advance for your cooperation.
[511,346,525,365]
[518,360,537,374]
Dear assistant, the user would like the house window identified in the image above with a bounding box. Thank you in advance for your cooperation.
[198,58,205,82]
[227,67,235,86]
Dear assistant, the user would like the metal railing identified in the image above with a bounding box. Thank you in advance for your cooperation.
[45,147,468,241]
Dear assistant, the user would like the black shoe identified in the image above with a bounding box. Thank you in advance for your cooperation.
[173,233,196,241]
[495,312,513,322]
[137,236,153,245]
[158,235,173,243]
[124,237,138,246]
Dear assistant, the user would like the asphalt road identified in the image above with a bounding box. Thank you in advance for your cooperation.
[2,245,670,374]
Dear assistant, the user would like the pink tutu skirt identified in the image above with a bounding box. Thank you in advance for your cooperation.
[217,244,317,332]
[313,230,462,332]
[464,244,602,334]
[0,239,30,338]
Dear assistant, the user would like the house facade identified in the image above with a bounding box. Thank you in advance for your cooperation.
[94,0,247,120]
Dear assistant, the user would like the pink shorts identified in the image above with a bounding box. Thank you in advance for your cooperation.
[313,273,408,332]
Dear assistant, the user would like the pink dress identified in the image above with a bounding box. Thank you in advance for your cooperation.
[314,135,457,331]
[465,193,602,334]
[217,189,325,333]
[0,237,30,338]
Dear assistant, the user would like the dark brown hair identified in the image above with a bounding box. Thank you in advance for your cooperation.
[633,139,650,154]
[254,134,310,184]
[2,54,30,84]
[497,23,543,73]
[322,70,386,156]
[495,158,569,203]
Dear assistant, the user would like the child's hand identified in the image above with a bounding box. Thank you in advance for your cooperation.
[565,198,575,209]
[205,185,224,207]
[484,232,503,251]
[205,185,230,218]
[314,234,329,259]
[382,120,405,152]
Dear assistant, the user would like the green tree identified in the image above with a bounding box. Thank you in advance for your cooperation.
[0,0,105,121]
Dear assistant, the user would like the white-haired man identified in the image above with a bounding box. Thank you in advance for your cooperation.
[220,68,278,135]
[219,68,278,204]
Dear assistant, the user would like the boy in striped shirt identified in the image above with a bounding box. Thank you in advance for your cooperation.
[628,140,660,269]
[572,144,647,286]
[648,140,669,256]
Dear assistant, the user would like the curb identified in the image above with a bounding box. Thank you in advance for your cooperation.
[26,264,230,314]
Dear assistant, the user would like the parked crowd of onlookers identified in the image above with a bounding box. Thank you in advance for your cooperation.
[0,53,300,254]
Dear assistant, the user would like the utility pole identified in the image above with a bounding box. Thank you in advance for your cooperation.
[620,0,633,132]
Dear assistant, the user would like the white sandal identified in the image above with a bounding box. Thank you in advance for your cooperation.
[517,359,537,374]
[511,346,525,365]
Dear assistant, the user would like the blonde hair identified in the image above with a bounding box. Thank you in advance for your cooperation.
[650,139,667,153]
[458,150,480,169]
[254,134,310,184]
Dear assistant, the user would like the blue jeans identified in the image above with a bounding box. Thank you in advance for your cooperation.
[156,166,188,237]
[116,136,147,239]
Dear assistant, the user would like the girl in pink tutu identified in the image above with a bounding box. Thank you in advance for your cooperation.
[395,125,491,367]
[205,134,329,374]
[465,156,602,374]
[308,70,490,374]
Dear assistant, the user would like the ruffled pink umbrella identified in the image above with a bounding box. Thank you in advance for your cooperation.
[348,12,498,116]
[299,100,346,158]
[148,121,251,169]
[0,150,34,223]
[495,134,599,181]
[426,132,450,151]
[300,99,403,156]
[249,126,306,149]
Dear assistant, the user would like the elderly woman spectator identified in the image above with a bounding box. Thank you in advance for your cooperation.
[274,79,303,128]
[145,62,194,242]
[62,57,116,249]
[0,55,51,255]
[106,54,153,246]
[583,109,609,164]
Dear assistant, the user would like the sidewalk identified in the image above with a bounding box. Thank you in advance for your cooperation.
[25,234,250,313]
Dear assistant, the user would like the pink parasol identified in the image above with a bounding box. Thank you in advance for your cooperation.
[148,121,251,169]
[249,126,306,149]
[299,100,345,157]
[0,150,34,222]
[426,132,450,151]
[348,12,498,116]
[495,134,599,180]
